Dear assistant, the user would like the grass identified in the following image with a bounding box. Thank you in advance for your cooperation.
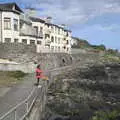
[0,71,27,87]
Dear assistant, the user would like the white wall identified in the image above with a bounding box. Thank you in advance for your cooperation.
[31,21,45,47]
[0,12,2,42]
[0,10,72,54]
[2,12,20,42]
[44,24,72,53]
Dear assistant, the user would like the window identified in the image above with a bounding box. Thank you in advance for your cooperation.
[4,18,11,30]
[51,26,54,32]
[63,46,66,49]
[58,28,60,34]
[22,39,27,44]
[55,37,57,43]
[37,41,41,45]
[14,39,19,43]
[51,46,54,51]
[5,38,11,43]
[67,40,69,44]
[30,40,35,45]
[40,27,43,32]
[58,38,60,44]
[34,26,38,35]
[58,46,60,51]
[67,48,69,51]
[14,19,18,31]
[51,36,54,42]
[45,34,50,39]
[66,32,69,36]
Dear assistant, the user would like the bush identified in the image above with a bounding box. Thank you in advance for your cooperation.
[107,49,118,56]
[91,110,120,120]
[91,44,106,51]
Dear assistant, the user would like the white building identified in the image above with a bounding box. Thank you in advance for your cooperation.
[71,37,79,46]
[0,3,72,53]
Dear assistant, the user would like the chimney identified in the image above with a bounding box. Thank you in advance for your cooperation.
[61,24,67,29]
[24,7,37,17]
[45,16,52,23]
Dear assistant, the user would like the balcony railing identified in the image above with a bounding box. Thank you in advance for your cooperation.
[45,38,51,46]
[38,32,43,38]
[20,28,37,37]
[20,29,44,38]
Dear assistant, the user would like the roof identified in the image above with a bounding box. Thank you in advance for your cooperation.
[64,28,72,33]
[29,17,45,23]
[20,19,32,26]
[0,2,23,14]
[45,22,71,32]
[45,22,66,30]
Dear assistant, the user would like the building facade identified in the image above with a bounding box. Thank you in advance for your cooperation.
[0,3,72,53]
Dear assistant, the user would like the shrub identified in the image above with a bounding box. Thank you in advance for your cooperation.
[91,110,120,120]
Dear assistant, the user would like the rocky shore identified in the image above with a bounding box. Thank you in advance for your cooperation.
[45,63,120,120]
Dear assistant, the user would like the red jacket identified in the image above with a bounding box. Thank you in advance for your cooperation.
[36,68,43,79]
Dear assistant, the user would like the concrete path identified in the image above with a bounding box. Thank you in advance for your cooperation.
[0,61,94,119]
[0,73,37,118]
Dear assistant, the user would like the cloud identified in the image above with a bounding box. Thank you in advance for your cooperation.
[97,24,120,31]
[18,0,120,26]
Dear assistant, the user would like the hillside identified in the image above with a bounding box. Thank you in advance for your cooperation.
[72,37,119,53]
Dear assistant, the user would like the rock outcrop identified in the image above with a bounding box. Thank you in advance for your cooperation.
[46,63,120,120]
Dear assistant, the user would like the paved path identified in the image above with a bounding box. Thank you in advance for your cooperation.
[0,61,95,119]
[0,73,36,117]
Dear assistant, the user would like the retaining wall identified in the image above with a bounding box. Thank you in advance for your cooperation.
[0,43,73,72]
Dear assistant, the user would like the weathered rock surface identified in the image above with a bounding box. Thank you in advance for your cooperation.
[46,63,120,120]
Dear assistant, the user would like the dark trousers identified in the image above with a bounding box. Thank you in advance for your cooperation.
[37,78,40,85]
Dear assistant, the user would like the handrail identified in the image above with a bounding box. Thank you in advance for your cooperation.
[0,65,73,120]
[0,87,40,120]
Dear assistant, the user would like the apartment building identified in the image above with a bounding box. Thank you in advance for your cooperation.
[0,2,72,53]
[44,22,71,53]
[0,3,22,43]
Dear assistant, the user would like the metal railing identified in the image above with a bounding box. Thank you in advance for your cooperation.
[0,86,42,120]
[0,66,73,120]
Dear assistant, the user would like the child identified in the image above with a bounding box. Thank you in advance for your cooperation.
[35,64,43,85]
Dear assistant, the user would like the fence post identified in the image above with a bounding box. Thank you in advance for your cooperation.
[26,101,29,113]
[14,109,17,120]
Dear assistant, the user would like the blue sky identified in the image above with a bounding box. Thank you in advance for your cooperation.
[1,0,120,50]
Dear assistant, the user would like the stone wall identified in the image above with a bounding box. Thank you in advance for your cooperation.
[0,62,36,73]
[36,53,73,71]
[0,43,36,62]
[0,43,73,73]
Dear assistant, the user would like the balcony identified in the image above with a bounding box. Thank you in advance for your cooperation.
[63,40,67,44]
[45,38,51,46]
[63,39,69,45]
[20,28,37,37]
[45,28,51,34]
[38,31,43,38]
[20,19,38,37]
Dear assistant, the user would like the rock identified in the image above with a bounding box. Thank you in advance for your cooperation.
[46,63,120,120]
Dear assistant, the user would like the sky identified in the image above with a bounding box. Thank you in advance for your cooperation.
[0,0,120,50]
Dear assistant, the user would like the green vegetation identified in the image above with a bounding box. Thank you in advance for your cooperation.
[0,71,27,86]
[91,44,106,51]
[102,49,120,63]
[91,110,120,120]
[72,37,106,51]
[72,37,91,49]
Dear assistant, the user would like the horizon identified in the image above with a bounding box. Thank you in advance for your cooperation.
[0,0,120,50]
